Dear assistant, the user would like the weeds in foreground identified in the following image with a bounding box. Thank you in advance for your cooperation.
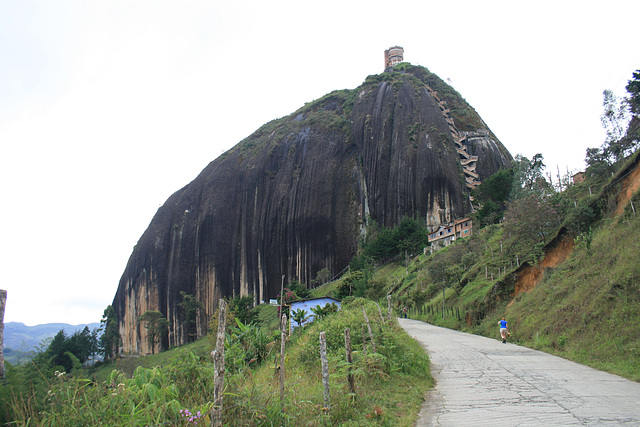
[5,299,432,426]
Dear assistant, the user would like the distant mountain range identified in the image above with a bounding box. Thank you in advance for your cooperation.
[3,321,101,352]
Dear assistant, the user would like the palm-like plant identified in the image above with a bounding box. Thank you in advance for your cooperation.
[291,308,309,329]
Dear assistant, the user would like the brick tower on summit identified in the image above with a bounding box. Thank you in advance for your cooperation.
[384,46,404,71]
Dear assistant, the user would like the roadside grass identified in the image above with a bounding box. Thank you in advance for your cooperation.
[17,299,432,426]
[502,213,640,381]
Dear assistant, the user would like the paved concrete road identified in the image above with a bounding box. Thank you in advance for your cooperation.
[399,319,640,426]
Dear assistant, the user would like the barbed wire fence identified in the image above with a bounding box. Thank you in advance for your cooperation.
[147,300,394,426]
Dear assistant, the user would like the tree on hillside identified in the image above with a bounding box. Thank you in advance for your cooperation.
[288,279,311,299]
[99,305,121,360]
[472,168,514,226]
[138,310,169,354]
[178,291,203,343]
[309,302,339,323]
[623,71,640,154]
[503,193,560,259]
[67,326,97,364]
[362,217,429,262]
[510,154,552,200]
[226,294,257,325]
[585,146,613,179]
[427,260,454,318]
[601,89,630,162]
[47,330,69,370]
[337,270,368,298]
[626,70,640,116]
[586,74,640,178]
[310,267,332,287]
[43,327,98,372]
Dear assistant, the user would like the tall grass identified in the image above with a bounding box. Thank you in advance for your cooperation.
[503,213,640,380]
[5,299,432,426]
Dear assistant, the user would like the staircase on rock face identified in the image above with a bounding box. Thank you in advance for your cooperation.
[424,84,481,190]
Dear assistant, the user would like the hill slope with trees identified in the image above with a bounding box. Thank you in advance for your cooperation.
[331,69,640,381]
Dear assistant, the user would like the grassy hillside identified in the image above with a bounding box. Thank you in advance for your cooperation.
[332,151,640,382]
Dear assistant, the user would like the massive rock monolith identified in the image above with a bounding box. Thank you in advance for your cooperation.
[113,64,512,353]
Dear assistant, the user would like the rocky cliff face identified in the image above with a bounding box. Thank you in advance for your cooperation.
[112,65,512,353]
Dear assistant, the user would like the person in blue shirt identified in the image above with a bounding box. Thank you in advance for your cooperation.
[498,317,508,343]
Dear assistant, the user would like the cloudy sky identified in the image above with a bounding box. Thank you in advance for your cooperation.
[1,1,639,326]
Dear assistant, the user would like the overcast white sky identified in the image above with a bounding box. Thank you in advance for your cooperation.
[1,1,639,326]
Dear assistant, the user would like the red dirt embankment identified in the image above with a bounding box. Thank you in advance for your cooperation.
[512,234,574,297]
[613,162,640,217]
[512,160,640,299]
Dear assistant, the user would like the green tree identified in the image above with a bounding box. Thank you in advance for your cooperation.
[288,279,311,299]
[626,70,640,116]
[349,253,373,272]
[67,327,93,364]
[226,318,270,370]
[310,302,339,321]
[178,292,204,343]
[585,146,613,178]
[410,289,429,314]
[338,270,368,298]
[503,193,560,260]
[601,89,630,162]
[227,294,257,325]
[586,82,639,179]
[624,70,640,154]
[473,168,515,226]
[311,267,332,287]
[510,154,551,200]
[395,217,429,256]
[41,327,96,372]
[291,309,309,329]
[138,310,169,354]
[47,330,71,371]
[362,217,429,262]
[99,305,121,360]
[310,304,326,320]
[365,227,397,260]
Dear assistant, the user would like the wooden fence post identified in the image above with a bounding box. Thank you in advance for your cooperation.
[319,331,330,413]
[362,324,367,357]
[344,328,355,396]
[386,295,392,320]
[362,308,376,353]
[442,281,445,320]
[211,299,227,427]
[374,302,384,323]
[0,290,6,380]
[280,314,287,409]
